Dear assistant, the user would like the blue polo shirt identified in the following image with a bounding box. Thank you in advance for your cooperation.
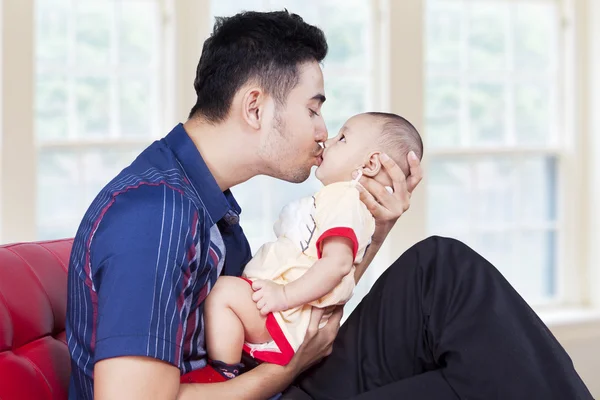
[66,123,252,399]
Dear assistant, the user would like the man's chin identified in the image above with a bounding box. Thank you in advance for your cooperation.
[272,167,311,184]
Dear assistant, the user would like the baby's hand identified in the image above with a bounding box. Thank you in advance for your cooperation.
[251,280,289,316]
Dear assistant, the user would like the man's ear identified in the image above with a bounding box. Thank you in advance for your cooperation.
[362,152,382,177]
[241,87,264,130]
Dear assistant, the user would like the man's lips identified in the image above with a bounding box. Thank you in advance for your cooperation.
[315,146,324,166]
[315,154,323,166]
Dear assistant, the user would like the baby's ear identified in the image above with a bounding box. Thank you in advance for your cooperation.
[362,152,382,177]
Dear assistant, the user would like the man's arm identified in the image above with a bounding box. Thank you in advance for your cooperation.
[354,238,383,284]
[354,151,423,282]
[94,307,343,400]
[93,356,295,400]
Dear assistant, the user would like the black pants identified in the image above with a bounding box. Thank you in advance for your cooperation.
[284,236,593,400]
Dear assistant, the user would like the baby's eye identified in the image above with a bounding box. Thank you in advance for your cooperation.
[339,135,346,142]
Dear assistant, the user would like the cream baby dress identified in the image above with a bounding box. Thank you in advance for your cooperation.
[241,180,375,365]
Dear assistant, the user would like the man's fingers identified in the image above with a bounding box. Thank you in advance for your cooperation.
[256,299,266,309]
[325,307,343,329]
[358,175,392,205]
[406,151,423,193]
[357,184,394,220]
[379,153,407,194]
[306,307,325,338]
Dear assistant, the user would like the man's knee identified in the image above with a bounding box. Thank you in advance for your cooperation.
[413,235,470,253]
[388,235,496,278]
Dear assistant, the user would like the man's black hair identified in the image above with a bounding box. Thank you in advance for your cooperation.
[189,11,328,122]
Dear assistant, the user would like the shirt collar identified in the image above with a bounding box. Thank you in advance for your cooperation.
[164,123,241,224]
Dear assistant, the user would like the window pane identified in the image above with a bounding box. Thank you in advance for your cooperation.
[426,0,462,69]
[518,157,557,224]
[512,230,556,302]
[37,150,83,239]
[514,3,558,73]
[35,0,163,240]
[36,74,68,141]
[316,0,369,70]
[426,77,461,147]
[75,76,111,138]
[469,82,505,145]
[74,2,111,65]
[468,3,508,71]
[118,1,159,65]
[427,155,559,301]
[426,1,562,304]
[322,76,367,135]
[472,158,517,227]
[35,0,69,64]
[515,83,553,146]
[429,155,557,229]
[118,75,153,137]
[427,159,472,232]
[474,229,556,302]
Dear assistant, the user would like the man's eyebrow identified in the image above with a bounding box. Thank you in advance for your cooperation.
[311,94,326,104]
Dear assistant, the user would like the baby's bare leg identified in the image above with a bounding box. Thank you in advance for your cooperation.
[205,276,272,364]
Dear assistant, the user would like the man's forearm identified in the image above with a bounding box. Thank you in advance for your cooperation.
[178,362,297,400]
[354,238,383,283]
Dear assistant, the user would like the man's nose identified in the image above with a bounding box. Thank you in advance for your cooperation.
[315,123,328,143]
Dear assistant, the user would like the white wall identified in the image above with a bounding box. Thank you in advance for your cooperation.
[549,316,600,397]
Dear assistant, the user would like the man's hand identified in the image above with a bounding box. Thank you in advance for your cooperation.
[356,151,422,243]
[288,306,343,374]
[252,279,289,315]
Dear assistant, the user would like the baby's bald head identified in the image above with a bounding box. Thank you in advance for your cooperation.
[365,112,423,176]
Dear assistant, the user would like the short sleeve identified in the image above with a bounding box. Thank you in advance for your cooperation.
[313,183,375,263]
[90,184,199,368]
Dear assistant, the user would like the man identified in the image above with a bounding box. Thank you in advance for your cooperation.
[67,10,592,400]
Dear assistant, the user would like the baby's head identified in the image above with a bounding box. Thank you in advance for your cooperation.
[316,112,423,187]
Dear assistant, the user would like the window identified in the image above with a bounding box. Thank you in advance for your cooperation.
[425,0,565,304]
[35,0,166,239]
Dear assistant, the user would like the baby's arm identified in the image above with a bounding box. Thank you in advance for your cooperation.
[285,236,354,308]
[252,236,354,315]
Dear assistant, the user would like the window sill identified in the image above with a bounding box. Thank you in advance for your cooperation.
[538,308,600,327]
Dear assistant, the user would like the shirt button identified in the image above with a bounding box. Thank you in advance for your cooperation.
[224,211,239,225]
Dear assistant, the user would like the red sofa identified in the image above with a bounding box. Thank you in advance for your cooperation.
[0,239,226,400]
[0,240,73,400]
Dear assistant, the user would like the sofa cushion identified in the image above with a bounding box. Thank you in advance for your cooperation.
[0,240,73,400]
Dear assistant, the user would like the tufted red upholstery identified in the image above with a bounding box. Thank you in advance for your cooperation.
[0,239,225,399]
[0,239,73,400]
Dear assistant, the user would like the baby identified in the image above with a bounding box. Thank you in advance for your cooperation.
[204,112,423,379]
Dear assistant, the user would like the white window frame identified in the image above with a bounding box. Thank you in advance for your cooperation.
[1,0,598,316]
[423,0,576,307]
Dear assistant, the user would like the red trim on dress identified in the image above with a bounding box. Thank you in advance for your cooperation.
[315,227,358,260]
[240,278,296,366]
